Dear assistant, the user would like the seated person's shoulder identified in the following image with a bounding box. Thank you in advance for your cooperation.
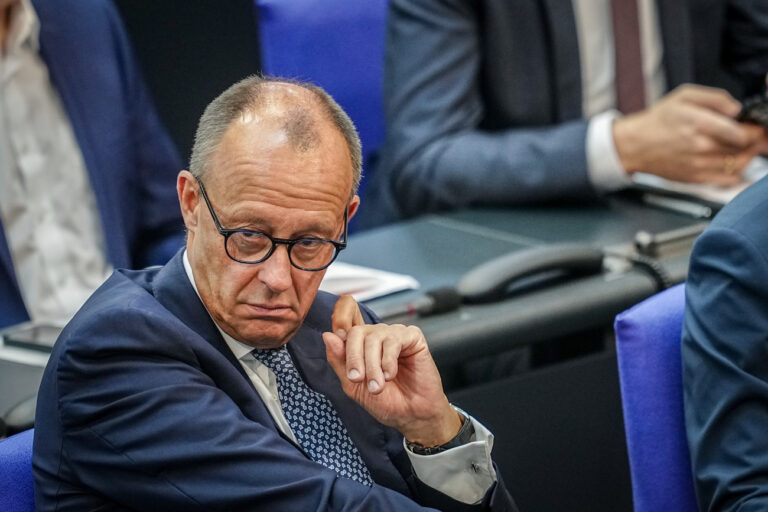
[705,175,768,242]
[52,268,187,365]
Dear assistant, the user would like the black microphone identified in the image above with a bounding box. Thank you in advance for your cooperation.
[374,287,462,322]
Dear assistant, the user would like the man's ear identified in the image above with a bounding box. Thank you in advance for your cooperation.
[347,194,361,220]
[177,170,200,232]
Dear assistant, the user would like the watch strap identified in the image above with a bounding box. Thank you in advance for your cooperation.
[406,412,475,455]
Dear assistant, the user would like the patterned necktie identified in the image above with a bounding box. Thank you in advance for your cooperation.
[251,346,373,486]
[611,0,646,114]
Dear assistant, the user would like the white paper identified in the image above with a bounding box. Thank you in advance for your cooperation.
[632,156,768,205]
[320,262,419,302]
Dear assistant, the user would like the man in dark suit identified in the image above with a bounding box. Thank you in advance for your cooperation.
[360,0,768,228]
[0,0,183,329]
[683,173,768,511]
[33,76,517,511]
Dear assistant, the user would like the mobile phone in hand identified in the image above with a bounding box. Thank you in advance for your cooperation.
[737,95,768,128]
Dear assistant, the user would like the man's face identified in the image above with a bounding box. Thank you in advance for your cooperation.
[179,105,359,349]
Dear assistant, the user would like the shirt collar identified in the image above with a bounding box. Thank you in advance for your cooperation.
[182,250,254,362]
[6,0,40,55]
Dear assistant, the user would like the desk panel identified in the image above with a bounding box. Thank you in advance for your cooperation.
[444,196,698,246]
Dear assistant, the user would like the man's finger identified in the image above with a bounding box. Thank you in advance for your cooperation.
[331,295,365,335]
[690,108,759,150]
[322,331,348,382]
[381,337,400,381]
[363,329,387,394]
[677,84,741,117]
[344,326,367,382]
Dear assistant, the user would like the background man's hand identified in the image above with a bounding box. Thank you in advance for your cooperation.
[613,84,768,185]
[324,296,462,446]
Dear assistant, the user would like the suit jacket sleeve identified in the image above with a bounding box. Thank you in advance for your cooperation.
[682,225,768,511]
[104,2,185,267]
[376,0,592,219]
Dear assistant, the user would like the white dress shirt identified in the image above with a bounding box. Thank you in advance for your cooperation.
[0,0,112,325]
[572,0,666,191]
[182,251,497,504]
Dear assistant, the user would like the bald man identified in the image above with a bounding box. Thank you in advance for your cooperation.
[32,76,517,511]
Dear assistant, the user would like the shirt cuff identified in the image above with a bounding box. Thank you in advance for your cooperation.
[586,110,633,193]
[405,410,497,505]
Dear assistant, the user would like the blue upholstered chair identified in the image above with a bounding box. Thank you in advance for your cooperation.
[254,0,388,226]
[613,284,698,512]
[0,428,35,512]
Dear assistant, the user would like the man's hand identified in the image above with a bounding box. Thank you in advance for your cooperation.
[613,84,768,184]
[324,296,462,447]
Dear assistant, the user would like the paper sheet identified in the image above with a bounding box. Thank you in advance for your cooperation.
[632,156,768,205]
[320,262,419,302]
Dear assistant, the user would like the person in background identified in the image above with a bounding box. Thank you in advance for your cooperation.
[682,171,768,510]
[360,0,768,228]
[33,76,517,511]
[0,0,183,329]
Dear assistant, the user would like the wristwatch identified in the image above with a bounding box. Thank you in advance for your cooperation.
[406,412,475,456]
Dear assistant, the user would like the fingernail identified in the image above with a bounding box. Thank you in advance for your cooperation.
[335,329,347,340]
[348,369,360,380]
[368,380,380,392]
[383,371,391,380]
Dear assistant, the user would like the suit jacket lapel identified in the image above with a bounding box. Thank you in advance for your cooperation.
[152,250,250,382]
[656,0,694,90]
[540,0,583,120]
[150,251,311,452]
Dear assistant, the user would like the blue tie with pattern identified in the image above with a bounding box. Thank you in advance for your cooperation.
[251,346,373,486]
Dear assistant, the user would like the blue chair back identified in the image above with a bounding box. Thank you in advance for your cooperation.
[254,0,388,228]
[613,284,698,512]
[0,429,35,512]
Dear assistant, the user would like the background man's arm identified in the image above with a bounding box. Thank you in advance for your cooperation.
[377,0,594,219]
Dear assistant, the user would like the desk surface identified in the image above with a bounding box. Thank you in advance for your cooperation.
[341,195,701,365]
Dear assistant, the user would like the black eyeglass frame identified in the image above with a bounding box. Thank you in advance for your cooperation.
[196,178,348,271]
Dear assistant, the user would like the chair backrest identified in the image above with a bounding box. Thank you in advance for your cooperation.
[613,284,698,512]
[0,429,35,512]
[253,0,388,225]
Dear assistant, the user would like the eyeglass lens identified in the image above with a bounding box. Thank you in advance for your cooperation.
[226,232,338,270]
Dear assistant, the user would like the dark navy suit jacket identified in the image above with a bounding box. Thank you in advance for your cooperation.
[32,251,516,511]
[0,0,184,329]
[683,175,768,511]
[360,0,768,228]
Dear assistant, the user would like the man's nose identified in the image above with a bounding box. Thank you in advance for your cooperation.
[257,245,294,292]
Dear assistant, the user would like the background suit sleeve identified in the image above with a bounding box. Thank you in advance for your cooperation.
[374,0,593,220]
[683,225,768,511]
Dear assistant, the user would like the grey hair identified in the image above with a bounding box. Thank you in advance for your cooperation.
[188,75,362,196]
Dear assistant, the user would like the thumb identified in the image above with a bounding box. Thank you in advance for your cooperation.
[322,331,347,381]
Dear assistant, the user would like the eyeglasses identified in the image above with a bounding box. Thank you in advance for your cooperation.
[196,178,347,271]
